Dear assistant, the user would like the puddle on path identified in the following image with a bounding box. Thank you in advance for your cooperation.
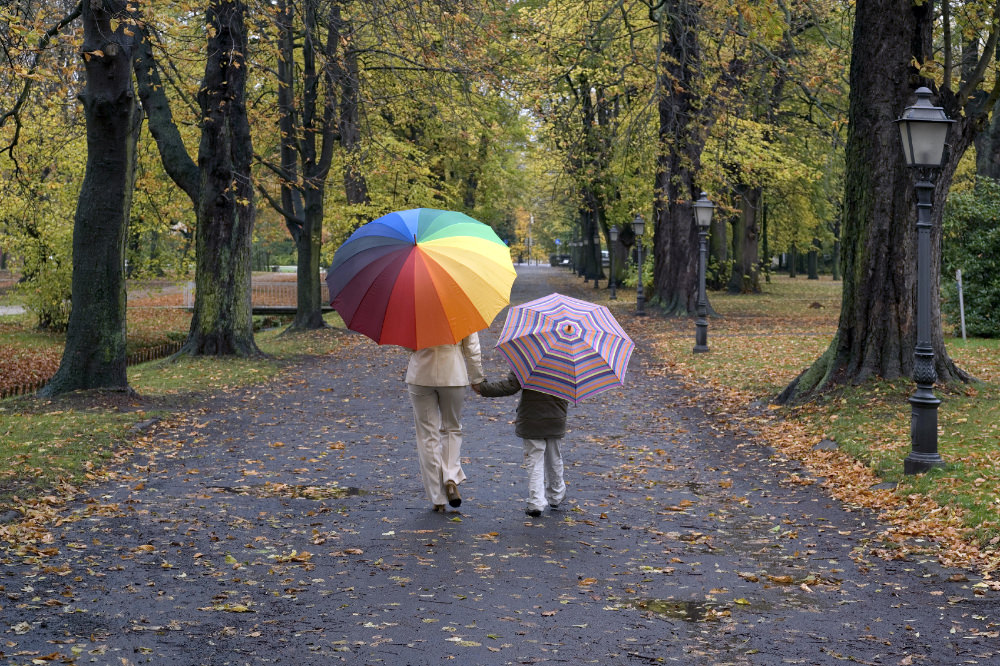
[626,598,737,621]
[209,483,367,499]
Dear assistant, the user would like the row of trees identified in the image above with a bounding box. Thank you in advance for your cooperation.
[2,0,1000,400]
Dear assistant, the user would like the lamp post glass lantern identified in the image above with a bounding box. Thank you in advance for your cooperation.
[692,193,715,353]
[895,86,952,475]
[609,225,619,299]
[632,214,645,315]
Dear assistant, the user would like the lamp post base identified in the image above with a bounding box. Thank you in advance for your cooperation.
[905,390,943,474]
[694,319,708,353]
[903,450,945,475]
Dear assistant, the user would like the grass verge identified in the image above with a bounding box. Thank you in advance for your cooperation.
[0,312,347,512]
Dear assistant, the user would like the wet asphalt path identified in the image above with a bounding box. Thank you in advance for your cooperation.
[1,265,997,665]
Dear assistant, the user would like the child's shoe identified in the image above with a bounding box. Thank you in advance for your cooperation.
[525,506,543,518]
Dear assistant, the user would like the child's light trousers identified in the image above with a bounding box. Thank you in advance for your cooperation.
[522,437,565,511]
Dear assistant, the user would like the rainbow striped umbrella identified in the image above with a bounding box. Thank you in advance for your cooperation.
[326,208,515,350]
[496,293,634,403]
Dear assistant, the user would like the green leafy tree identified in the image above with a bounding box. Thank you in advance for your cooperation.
[941,179,1000,337]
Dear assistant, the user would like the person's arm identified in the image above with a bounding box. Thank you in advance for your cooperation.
[478,371,521,397]
[461,333,485,387]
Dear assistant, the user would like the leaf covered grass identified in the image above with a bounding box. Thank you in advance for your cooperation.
[0,309,347,513]
[628,276,1000,574]
[575,272,998,575]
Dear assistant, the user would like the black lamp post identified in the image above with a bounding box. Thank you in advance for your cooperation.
[692,192,715,353]
[895,86,952,475]
[632,214,646,316]
[594,227,603,289]
[609,225,619,299]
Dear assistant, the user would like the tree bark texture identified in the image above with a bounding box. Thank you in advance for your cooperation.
[727,186,761,294]
[330,2,369,207]
[274,0,324,330]
[708,213,728,290]
[41,1,138,397]
[268,0,368,330]
[185,0,259,356]
[780,0,968,403]
[651,0,708,315]
[134,32,200,205]
[974,98,1000,181]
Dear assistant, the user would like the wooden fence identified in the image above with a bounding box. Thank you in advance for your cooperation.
[0,341,183,400]
[183,281,331,309]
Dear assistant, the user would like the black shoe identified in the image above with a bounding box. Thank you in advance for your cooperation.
[433,504,447,513]
[445,481,461,508]
[525,508,542,518]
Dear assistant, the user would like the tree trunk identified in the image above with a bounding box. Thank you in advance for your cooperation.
[807,240,819,280]
[268,0,368,331]
[331,2,369,207]
[41,1,138,397]
[761,199,770,283]
[651,0,708,315]
[830,216,841,281]
[974,98,1000,181]
[708,209,728,290]
[727,187,761,294]
[184,0,259,356]
[283,0,325,331]
[780,0,968,403]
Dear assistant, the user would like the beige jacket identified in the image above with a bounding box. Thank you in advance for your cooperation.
[405,333,485,387]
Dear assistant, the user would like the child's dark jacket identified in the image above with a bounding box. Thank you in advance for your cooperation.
[479,371,568,439]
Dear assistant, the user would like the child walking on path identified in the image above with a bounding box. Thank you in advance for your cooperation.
[477,371,569,517]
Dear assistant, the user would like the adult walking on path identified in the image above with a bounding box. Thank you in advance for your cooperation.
[405,332,485,511]
[1,265,996,665]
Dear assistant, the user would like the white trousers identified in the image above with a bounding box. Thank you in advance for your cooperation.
[407,384,468,505]
[522,437,565,511]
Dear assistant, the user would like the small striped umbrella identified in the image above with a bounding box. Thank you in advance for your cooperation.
[496,293,635,403]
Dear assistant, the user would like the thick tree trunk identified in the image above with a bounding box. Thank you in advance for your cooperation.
[41,1,138,397]
[780,0,968,403]
[184,0,259,356]
[651,0,709,315]
[727,187,761,294]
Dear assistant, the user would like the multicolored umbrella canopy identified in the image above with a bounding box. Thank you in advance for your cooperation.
[496,293,635,404]
[326,208,516,350]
